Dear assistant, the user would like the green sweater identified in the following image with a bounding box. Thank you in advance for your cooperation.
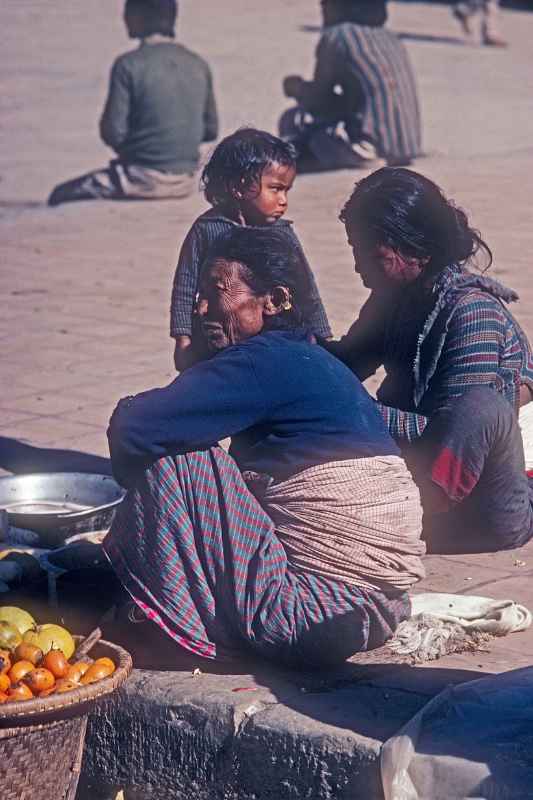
[100,40,218,173]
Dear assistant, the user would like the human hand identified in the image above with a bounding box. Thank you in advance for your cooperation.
[283,75,305,99]
[173,335,193,372]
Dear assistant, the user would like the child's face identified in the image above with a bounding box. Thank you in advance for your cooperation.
[239,162,296,226]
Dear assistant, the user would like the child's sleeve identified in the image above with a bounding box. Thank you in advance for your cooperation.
[170,223,205,338]
[286,227,332,339]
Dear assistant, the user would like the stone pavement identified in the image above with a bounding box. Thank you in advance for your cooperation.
[2,1,533,797]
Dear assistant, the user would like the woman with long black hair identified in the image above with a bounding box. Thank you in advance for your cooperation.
[332,167,533,553]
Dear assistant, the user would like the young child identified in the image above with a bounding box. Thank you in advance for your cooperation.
[170,127,331,370]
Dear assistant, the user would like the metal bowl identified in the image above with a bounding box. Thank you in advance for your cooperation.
[0,473,125,547]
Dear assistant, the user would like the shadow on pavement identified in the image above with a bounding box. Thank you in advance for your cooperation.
[397,31,466,44]
[0,435,112,475]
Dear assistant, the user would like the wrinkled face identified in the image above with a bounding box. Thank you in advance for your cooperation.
[197,259,267,352]
[346,229,424,291]
[239,162,296,226]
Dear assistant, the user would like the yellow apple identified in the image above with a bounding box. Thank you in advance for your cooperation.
[23,624,75,660]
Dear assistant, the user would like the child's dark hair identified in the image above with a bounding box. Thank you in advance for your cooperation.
[206,226,315,330]
[340,167,492,279]
[201,128,296,207]
[125,0,177,37]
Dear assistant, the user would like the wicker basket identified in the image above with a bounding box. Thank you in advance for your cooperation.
[0,637,132,800]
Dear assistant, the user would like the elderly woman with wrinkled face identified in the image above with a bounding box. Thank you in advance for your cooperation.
[105,225,424,669]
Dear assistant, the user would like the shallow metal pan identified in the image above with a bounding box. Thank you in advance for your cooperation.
[0,472,125,547]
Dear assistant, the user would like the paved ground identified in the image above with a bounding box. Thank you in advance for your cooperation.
[2,0,533,714]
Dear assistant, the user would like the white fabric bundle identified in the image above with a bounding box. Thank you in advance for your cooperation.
[388,592,532,660]
[409,591,532,634]
[519,402,533,471]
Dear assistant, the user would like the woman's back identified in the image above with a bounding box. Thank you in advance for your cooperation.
[108,329,399,487]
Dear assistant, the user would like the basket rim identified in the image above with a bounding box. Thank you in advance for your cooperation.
[0,637,132,723]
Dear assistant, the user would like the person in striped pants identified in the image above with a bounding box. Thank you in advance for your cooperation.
[280,0,422,171]
[453,0,507,47]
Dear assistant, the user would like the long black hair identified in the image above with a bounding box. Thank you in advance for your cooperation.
[201,128,296,208]
[204,226,316,330]
[340,167,492,280]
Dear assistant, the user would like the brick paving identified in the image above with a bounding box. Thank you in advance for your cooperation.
[2,0,533,679]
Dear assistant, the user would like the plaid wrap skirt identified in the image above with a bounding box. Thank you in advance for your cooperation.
[103,448,409,667]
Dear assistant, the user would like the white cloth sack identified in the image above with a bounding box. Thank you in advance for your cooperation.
[381,666,533,800]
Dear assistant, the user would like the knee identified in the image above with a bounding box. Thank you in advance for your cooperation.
[445,387,514,433]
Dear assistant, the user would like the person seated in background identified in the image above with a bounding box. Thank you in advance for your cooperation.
[280,0,421,172]
[48,0,218,206]
[331,168,533,554]
[104,226,424,669]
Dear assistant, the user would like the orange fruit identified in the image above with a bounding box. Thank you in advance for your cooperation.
[93,657,116,675]
[0,649,11,675]
[8,681,33,701]
[0,691,9,703]
[0,673,10,693]
[53,679,79,694]
[25,668,55,694]
[14,642,43,666]
[42,649,68,678]
[39,686,56,698]
[65,661,90,683]
[8,659,34,684]
[80,662,114,685]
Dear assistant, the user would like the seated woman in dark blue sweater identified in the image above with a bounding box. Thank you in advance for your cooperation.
[105,226,424,668]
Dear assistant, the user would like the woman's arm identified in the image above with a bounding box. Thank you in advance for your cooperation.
[108,348,266,487]
[376,404,428,444]
[284,36,341,116]
[377,295,516,445]
[326,294,386,381]
[423,294,519,412]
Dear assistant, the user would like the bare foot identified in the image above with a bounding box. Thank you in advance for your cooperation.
[482,33,508,47]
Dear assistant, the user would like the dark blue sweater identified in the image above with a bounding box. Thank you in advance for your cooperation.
[108,330,399,487]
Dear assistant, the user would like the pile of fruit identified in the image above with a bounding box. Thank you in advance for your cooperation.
[0,606,116,703]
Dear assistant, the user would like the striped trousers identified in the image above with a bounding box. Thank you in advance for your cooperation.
[103,448,408,668]
[455,1,501,37]
[339,25,422,162]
